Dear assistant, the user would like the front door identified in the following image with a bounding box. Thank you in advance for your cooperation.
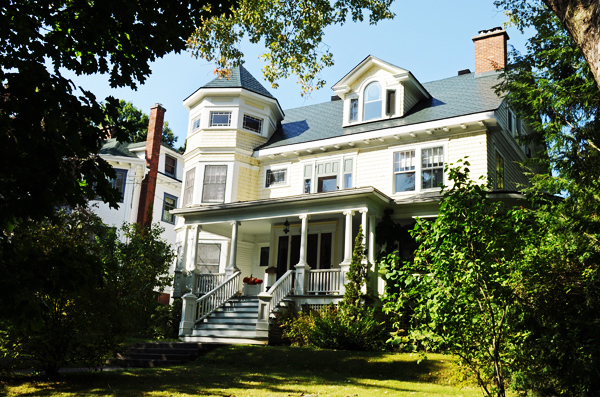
[275,232,334,278]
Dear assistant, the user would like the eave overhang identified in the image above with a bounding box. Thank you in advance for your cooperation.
[171,187,393,225]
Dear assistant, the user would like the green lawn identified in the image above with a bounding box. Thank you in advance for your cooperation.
[2,345,483,396]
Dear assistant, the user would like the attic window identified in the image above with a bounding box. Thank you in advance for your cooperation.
[363,82,382,121]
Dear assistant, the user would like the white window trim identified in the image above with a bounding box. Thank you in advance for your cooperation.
[242,113,264,135]
[390,140,448,196]
[300,153,357,194]
[264,164,291,189]
[209,110,233,128]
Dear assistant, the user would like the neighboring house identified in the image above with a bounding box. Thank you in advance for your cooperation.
[174,27,538,343]
[92,105,184,301]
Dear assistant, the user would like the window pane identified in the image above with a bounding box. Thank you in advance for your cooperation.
[364,101,382,120]
[162,195,177,223]
[202,165,227,203]
[109,170,127,203]
[183,168,195,206]
[349,98,358,122]
[266,169,286,187]
[318,176,337,192]
[395,172,415,192]
[210,112,231,127]
[496,154,505,189]
[422,168,444,189]
[344,173,352,189]
[259,247,270,267]
[386,90,396,114]
[192,117,201,131]
[243,114,263,133]
[304,179,311,193]
[165,155,176,177]
[364,82,382,121]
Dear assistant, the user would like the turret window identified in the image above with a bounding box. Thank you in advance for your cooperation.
[210,111,232,127]
[243,114,263,134]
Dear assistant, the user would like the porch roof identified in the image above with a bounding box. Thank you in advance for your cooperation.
[171,187,393,225]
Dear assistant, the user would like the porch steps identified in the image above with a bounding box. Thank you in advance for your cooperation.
[187,297,268,345]
[109,342,219,368]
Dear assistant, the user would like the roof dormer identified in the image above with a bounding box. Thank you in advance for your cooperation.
[332,56,431,127]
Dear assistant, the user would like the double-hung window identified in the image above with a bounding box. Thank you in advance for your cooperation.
[164,155,176,177]
[161,194,177,224]
[202,165,227,203]
[210,111,231,127]
[421,147,444,189]
[394,146,444,193]
[394,150,416,192]
[109,169,127,202]
[183,168,195,206]
[496,153,505,190]
[266,168,287,188]
[349,98,358,122]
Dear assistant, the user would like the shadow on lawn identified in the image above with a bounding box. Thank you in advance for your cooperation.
[2,345,453,396]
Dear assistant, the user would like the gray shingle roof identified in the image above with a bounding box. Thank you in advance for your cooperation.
[99,139,138,158]
[202,65,274,98]
[259,71,504,150]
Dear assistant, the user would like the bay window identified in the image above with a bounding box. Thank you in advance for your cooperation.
[202,165,227,203]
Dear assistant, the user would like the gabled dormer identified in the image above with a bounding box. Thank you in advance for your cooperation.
[332,56,431,127]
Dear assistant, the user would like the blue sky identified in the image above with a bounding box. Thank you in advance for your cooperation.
[64,1,530,147]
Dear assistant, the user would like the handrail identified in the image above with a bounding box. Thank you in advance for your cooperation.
[194,271,241,324]
[194,273,226,295]
[265,270,294,314]
[307,268,341,294]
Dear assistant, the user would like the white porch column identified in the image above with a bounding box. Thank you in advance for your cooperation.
[188,225,201,293]
[339,210,354,295]
[369,214,378,297]
[359,209,369,295]
[294,214,310,295]
[179,292,197,337]
[226,221,241,278]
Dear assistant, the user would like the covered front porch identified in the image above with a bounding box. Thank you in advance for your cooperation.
[170,188,410,343]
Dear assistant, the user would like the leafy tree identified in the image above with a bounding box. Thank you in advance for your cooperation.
[382,161,526,397]
[104,100,182,152]
[187,0,395,95]
[0,0,234,231]
[0,208,174,376]
[491,5,600,393]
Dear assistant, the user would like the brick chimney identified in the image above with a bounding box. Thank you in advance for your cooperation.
[136,103,166,229]
[472,27,509,74]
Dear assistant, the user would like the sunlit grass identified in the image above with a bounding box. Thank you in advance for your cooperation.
[2,345,484,396]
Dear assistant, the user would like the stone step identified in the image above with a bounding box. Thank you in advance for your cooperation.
[108,342,219,368]
[191,329,258,338]
[209,311,257,318]
[203,317,258,325]
[196,323,256,331]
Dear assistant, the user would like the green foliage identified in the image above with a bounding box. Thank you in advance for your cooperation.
[150,298,183,340]
[342,225,370,312]
[0,208,175,376]
[0,0,231,231]
[103,100,182,152]
[187,0,395,95]
[101,222,174,335]
[383,160,526,397]
[281,229,386,351]
[281,305,387,351]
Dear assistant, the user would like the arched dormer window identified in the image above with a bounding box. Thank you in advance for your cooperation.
[363,82,382,121]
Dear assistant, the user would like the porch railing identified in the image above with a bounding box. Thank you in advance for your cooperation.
[194,273,226,295]
[307,269,341,294]
[194,271,241,324]
[265,269,294,314]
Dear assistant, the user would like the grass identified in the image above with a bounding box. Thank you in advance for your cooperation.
[1,345,483,396]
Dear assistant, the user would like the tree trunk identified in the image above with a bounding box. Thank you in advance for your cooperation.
[542,0,600,90]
